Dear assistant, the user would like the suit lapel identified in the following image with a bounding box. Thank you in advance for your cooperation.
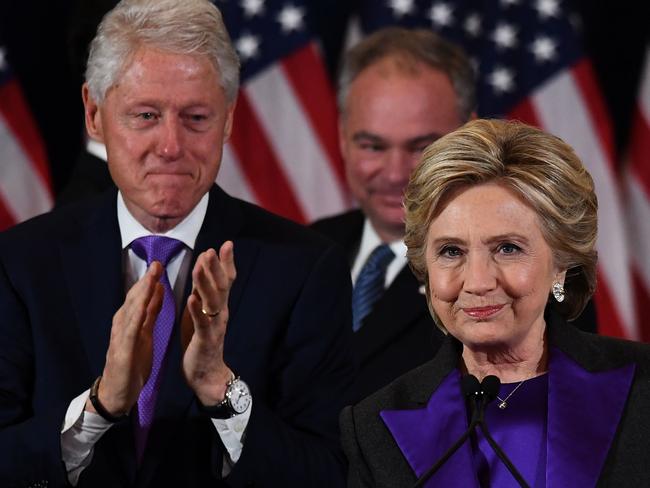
[311,209,364,266]
[59,192,123,378]
[188,187,260,360]
[546,346,635,488]
[355,266,430,365]
[379,339,478,487]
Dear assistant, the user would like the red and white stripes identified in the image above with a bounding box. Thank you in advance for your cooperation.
[0,77,52,231]
[624,47,650,341]
[217,42,351,224]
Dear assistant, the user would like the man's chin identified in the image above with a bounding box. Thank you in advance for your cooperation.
[368,211,406,241]
[126,195,196,231]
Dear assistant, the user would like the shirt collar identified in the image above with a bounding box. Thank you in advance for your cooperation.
[117,191,209,250]
[86,139,108,161]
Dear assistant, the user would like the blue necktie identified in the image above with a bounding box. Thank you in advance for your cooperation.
[352,244,395,332]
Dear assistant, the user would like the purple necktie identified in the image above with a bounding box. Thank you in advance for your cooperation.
[130,235,185,464]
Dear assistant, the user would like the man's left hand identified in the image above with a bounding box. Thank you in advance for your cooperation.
[181,241,236,405]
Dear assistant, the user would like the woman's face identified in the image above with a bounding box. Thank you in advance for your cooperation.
[425,182,563,351]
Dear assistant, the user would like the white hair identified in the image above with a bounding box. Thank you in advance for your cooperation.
[85,0,240,103]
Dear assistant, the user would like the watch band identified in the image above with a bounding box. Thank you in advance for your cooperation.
[197,374,247,419]
[197,397,234,419]
[88,376,128,423]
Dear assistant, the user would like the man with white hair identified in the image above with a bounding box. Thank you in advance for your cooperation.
[0,1,353,486]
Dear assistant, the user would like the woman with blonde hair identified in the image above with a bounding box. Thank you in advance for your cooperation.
[341,119,650,487]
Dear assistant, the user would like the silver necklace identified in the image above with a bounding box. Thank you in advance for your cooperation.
[496,380,526,409]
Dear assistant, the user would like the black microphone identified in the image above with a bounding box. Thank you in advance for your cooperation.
[480,375,500,402]
[413,375,531,488]
[412,375,484,488]
[475,376,530,488]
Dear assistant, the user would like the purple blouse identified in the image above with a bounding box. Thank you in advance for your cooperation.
[380,347,636,488]
[473,374,549,487]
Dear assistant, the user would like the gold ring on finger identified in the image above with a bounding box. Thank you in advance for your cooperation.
[201,308,220,318]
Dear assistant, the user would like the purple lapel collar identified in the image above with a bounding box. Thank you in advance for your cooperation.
[547,347,635,488]
[380,369,479,488]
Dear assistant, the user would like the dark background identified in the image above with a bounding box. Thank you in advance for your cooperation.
[1,0,647,196]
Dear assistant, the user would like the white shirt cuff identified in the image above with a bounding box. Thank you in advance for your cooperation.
[211,398,252,476]
[60,389,112,486]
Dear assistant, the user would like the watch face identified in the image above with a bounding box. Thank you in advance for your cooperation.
[228,379,251,414]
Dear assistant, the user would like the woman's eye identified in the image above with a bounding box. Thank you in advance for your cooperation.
[440,246,462,258]
[499,243,521,255]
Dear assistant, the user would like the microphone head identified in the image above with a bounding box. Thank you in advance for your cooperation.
[461,374,481,398]
[480,375,501,402]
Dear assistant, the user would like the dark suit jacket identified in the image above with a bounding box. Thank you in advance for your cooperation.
[0,185,355,488]
[312,210,444,404]
[340,311,650,487]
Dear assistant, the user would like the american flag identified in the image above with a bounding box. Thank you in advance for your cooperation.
[353,0,637,339]
[624,46,650,342]
[0,44,52,231]
[214,0,351,224]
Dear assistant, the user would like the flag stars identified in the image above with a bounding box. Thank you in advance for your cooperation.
[536,0,560,18]
[428,2,453,28]
[236,34,261,60]
[389,0,415,17]
[492,23,518,49]
[531,36,557,62]
[464,13,481,37]
[277,5,305,33]
[488,66,515,93]
[241,0,265,17]
[500,0,520,6]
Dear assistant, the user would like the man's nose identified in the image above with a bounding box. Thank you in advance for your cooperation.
[384,149,416,184]
[463,254,497,295]
[157,117,184,160]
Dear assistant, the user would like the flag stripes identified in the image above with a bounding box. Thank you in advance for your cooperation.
[0,78,52,230]
[625,47,650,341]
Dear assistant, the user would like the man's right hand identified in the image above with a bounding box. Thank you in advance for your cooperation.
[86,262,164,417]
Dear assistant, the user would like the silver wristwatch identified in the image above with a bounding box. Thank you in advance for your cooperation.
[199,375,251,419]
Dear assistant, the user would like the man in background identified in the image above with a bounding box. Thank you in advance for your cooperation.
[0,1,353,486]
[313,27,475,403]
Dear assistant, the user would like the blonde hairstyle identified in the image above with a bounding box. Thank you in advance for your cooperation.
[86,0,240,103]
[404,119,598,323]
[338,27,476,122]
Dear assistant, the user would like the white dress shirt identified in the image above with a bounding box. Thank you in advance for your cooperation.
[351,219,408,288]
[60,191,251,484]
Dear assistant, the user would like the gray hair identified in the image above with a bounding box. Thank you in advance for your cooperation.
[338,27,476,123]
[85,0,240,103]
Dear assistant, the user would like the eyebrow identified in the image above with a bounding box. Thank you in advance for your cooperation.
[430,233,532,246]
[351,131,444,146]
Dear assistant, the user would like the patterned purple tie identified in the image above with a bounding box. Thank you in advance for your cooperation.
[130,236,185,464]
